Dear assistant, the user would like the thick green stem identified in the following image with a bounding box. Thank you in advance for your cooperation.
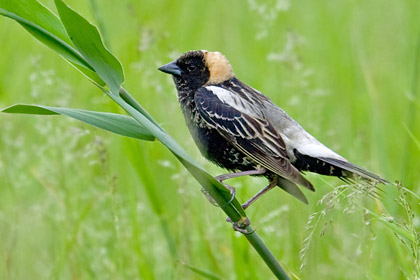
[119,87,163,130]
[244,226,290,280]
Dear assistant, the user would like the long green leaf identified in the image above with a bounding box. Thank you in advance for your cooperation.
[0,0,104,85]
[0,0,69,43]
[55,0,124,95]
[1,104,155,141]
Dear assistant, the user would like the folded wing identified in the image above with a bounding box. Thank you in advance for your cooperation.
[194,85,314,194]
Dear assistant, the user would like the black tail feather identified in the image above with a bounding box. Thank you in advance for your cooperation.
[292,149,388,184]
[319,157,389,184]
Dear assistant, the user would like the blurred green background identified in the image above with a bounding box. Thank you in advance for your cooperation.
[1,0,420,279]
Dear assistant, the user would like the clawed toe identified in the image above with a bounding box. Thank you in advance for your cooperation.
[224,184,236,204]
[226,217,252,234]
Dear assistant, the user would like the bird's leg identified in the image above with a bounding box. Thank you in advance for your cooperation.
[202,169,266,207]
[242,176,278,210]
[215,168,267,182]
[214,168,267,205]
[225,174,277,233]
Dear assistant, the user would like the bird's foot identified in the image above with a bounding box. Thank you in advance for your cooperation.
[226,216,252,234]
[224,184,236,204]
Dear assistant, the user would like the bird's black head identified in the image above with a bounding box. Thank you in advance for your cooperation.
[159,50,234,92]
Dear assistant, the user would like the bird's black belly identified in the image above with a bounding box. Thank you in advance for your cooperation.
[186,115,256,172]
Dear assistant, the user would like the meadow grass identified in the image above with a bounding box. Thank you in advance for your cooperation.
[1,0,420,279]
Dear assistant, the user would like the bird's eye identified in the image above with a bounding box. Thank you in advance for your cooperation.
[187,65,197,72]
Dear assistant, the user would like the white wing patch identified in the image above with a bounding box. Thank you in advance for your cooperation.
[205,86,264,119]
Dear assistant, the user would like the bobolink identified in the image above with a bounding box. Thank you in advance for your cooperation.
[159,50,387,208]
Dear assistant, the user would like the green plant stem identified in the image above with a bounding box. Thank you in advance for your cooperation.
[244,226,290,280]
[119,87,163,130]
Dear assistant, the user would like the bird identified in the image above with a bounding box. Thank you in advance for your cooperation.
[158,50,388,209]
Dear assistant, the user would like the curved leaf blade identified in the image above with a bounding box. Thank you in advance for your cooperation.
[0,0,104,86]
[55,0,124,95]
[2,104,155,141]
[0,0,69,43]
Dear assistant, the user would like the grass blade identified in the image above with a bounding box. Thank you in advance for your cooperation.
[0,0,69,44]
[55,0,124,95]
[0,0,104,85]
[1,104,155,141]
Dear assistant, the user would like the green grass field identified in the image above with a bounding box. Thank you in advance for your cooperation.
[1,0,420,279]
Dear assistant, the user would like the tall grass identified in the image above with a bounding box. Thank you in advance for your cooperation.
[1,0,419,279]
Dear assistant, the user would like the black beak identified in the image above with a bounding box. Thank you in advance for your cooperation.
[158,61,182,76]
